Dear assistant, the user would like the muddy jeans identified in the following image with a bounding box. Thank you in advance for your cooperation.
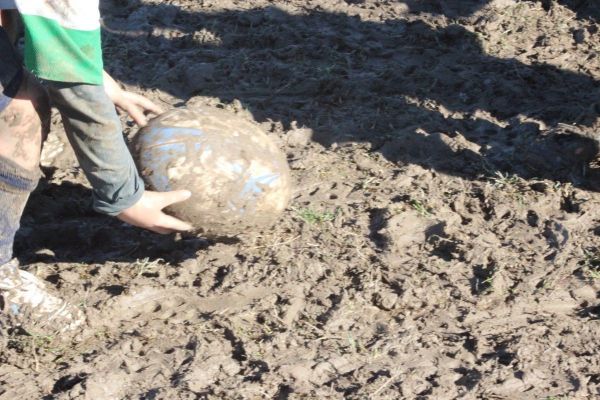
[44,82,144,216]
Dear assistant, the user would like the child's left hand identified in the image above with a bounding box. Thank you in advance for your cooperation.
[103,71,163,127]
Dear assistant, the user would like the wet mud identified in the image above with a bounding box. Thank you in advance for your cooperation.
[2,0,600,399]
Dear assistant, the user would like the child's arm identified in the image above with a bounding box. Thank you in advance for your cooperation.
[101,71,193,233]
[14,2,193,233]
[46,79,193,234]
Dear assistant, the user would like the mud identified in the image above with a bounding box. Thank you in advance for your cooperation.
[2,0,600,399]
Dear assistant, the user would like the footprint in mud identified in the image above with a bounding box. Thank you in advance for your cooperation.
[370,209,445,253]
[91,285,276,328]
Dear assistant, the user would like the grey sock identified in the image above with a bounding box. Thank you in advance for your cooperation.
[0,156,39,265]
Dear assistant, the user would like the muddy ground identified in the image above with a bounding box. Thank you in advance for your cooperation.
[2,0,600,398]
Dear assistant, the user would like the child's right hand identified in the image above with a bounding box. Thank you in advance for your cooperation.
[116,190,193,234]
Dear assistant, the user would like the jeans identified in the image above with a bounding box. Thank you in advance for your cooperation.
[44,81,144,216]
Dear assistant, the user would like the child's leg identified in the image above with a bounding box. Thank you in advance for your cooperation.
[0,26,83,333]
[0,72,50,172]
[0,155,39,266]
[0,25,46,264]
[0,83,83,333]
[0,121,84,334]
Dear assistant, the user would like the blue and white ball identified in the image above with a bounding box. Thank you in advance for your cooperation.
[134,107,292,237]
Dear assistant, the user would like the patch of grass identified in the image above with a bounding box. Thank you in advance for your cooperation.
[482,276,494,290]
[8,332,56,351]
[296,207,338,224]
[583,249,600,279]
[587,269,600,280]
[8,331,66,368]
[30,334,56,351]
[94,328,111,340]
[354,176,378,191]
[133,257,165,277]
[345,333,366,354]
[410,200,432,218]
[489,171,520,189]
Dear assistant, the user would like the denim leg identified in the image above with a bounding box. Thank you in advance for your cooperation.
[44,82,144,216]
[0,155,39,265]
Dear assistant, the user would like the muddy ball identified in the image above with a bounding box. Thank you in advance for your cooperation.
[133,107,292,237]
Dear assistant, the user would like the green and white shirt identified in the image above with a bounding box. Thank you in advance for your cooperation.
[3,0,103,84]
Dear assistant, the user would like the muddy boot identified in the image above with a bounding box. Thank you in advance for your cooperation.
[0,259,84,334]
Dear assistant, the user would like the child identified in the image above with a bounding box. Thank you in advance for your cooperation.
[0,1,192,334]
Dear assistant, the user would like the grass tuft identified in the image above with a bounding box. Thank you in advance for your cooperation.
[296,207,338,224]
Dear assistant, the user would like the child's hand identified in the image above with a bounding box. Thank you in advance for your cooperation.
[103,71,163,127]
[117,190,194,234]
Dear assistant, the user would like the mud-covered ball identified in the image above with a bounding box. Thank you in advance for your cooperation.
[133,107,292,237]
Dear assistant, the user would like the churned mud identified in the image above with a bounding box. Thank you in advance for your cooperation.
[2,0,600,398]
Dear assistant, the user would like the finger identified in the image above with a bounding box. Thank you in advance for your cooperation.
[116,211,169,234]
[156,212,194,232]
[148,224,173,235]
[124,103,148,127]
[156,190,192,209]
[126,92,164,115]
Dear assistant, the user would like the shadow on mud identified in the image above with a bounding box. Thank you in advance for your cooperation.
[20,1,600,263]
[407,0,600,22]
[100,0,600,191]
[15,168,210,264]
[538,0,600,22]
